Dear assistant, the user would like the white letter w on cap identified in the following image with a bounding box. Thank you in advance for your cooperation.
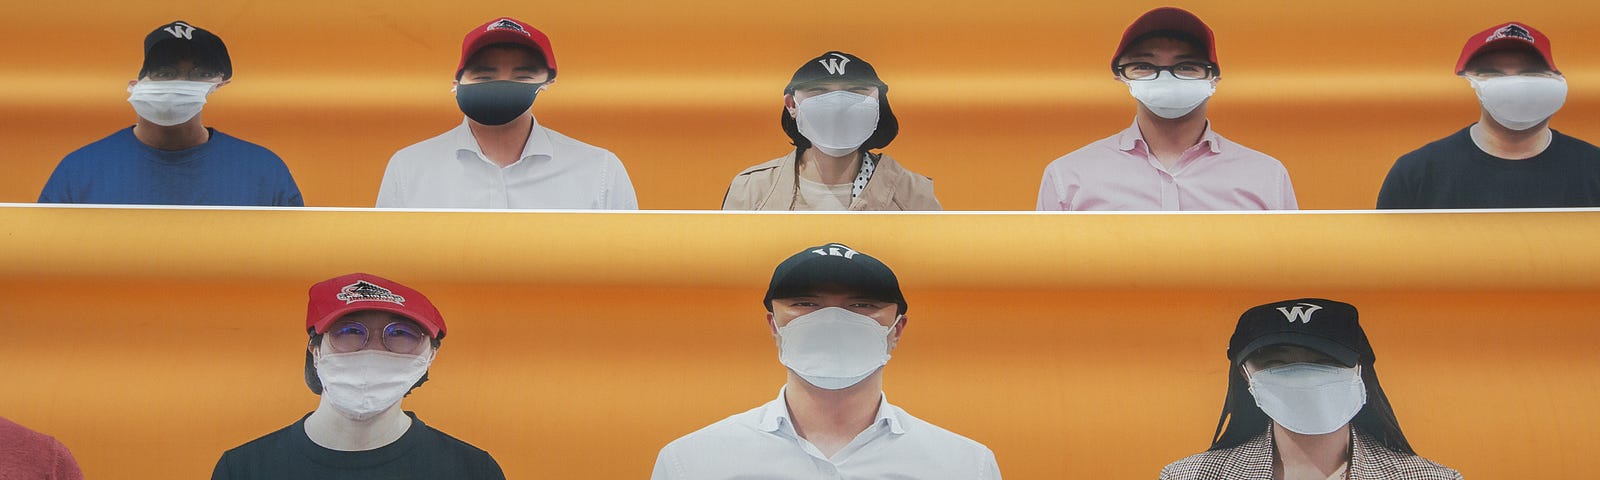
[818,53,850,75]
[1276,303,1322,324]
[164,22,195,39]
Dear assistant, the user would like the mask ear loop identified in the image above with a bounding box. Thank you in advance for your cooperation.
[884,314,907,352]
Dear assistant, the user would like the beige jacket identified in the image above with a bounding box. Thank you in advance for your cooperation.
[720,151,942,211]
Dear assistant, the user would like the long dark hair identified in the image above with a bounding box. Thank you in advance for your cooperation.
[1209,360,1415,454]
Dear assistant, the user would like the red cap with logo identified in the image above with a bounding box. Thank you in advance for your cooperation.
[306,273,445,339]
[1112,7,1217,69]
[458,17,557,79]
[1456,22,1557,74]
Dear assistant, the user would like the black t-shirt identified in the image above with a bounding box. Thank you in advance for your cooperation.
[211,412,505,480]
[1377,127,1600,208]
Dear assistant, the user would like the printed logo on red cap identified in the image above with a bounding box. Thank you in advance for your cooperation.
[1486,24,1536,45]
[486,18,530,37]
[336,280,406,305]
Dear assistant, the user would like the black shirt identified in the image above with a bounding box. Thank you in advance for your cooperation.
[1377,127,1600,208]
[212,412,505,480]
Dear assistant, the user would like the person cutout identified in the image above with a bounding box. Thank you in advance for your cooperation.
[1038,8,1295,211]
[722,52,941,210]
[212,273,504,479]
[378,17,638,209]
[652,243,998,479]
[1160,298,1460,480]
[1378,22,1600,209]
[39,20,302,206]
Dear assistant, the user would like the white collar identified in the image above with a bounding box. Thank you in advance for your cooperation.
[757,385,905,436]
[452,117,555,166]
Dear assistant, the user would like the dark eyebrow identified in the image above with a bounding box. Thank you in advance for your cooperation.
[513,66,544,73]
[468,65,498,73]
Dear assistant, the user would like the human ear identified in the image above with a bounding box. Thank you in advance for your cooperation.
[887,315,907,351]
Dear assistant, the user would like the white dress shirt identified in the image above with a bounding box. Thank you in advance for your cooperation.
[376,118,637,209]
[652,388,1001,480]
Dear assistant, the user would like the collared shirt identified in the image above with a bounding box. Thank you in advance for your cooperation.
[1037,121,1297,211]
[376,118,637,209]
[651,388,1001,480]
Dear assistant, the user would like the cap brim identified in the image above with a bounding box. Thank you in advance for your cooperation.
[310,303,442,338]
[464,31,549,64]
[766,256,896,303]
[1235,332,1360,367]
[1458,39,1554,73]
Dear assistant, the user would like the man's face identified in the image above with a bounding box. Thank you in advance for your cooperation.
[1462,50,1559,79]
[767,285,905,349]
[785,80,882,114]
[313,310,434,356]
[1242,345,1344,376]
[457,45,551,85]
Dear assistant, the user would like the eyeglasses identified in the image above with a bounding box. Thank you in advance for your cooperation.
[326,320,428,354]
[145,66,225,82]
[1115,62,1217,81]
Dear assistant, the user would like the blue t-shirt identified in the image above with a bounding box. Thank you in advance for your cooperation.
[39,127,304,206]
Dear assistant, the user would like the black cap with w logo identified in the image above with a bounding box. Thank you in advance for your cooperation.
[779,51,899,152]
[784,51,887,93]
[1226,298,1373,367]
[140,20,232,80]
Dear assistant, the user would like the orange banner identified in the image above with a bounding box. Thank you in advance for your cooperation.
[1,206,1597,478]
[3,1,1599,209]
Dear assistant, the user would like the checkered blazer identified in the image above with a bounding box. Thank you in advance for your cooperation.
[1158,428,1462,480]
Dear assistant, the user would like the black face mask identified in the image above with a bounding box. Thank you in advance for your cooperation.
[455,80,543,126]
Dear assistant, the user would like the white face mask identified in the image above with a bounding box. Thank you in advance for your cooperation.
[316,349,434,421]
[1247,363,1367,435]
[794,90,880,157]
[1469,75,1567,131]
[127,80,216,126]
[1127,72,1216,119]
[776,307,898,390]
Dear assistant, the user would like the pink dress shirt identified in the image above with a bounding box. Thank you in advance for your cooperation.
[1037,121,1298,211]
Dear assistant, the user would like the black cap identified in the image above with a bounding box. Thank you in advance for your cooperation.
[764,243,906,314]
[141,21,232,80]
[780,51,899,152]
[784,51,887,93]
[1227,298,1373,367]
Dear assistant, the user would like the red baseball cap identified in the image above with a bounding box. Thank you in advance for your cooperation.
[457,17,557,79]
[306,273,445,339]
[1456,22,1557,75]
[1113,7,1217,69]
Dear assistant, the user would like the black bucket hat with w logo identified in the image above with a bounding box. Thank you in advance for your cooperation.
[1227,298,1373,367]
